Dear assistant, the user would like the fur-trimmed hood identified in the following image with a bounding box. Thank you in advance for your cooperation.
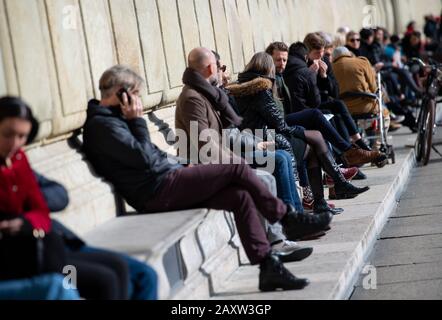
[226,76,273,98]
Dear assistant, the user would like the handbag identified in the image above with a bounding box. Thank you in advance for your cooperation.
[0,226,67,281]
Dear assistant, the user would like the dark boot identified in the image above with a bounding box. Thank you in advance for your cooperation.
[317,152,370,200]
[281,205,333,241]
[259,252,310,292]
[307,167,344,215]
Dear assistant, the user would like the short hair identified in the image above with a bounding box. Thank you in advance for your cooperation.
[303,32,326,51]
[0,96,39,144]
[333,46,352,60]
[289,42,308,58]
[360,28,374,41]
[265,42,289,56]
[99,65,144,99]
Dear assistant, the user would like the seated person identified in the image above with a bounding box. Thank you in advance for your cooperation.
[82,65,329,292]
[0,96,129,300]
[35,172,158,300]
[332,47,379,115]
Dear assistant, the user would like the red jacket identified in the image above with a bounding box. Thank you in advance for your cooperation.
[0,150,51,232]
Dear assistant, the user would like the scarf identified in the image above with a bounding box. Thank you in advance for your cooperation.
[182,68,242,127]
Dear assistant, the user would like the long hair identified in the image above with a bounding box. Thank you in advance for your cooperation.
[243,52,279,100]
[0,96,39,144]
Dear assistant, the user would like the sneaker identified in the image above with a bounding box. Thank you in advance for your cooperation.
[324,167,359,186]
[271,240,313,263]
[303,198,336,212]
[259,253,310,292]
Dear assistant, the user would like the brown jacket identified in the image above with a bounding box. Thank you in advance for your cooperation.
[175,85,234,163]
[332,55,378,115]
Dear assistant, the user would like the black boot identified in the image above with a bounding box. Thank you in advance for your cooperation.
[307,167,344,215]
[281,205,333,241]
[317,152,370,199]
[259,252,310,292]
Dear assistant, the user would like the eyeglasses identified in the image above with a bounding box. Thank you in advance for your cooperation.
[350,38,361,43]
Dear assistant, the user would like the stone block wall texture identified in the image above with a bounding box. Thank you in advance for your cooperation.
[0,0,441,143]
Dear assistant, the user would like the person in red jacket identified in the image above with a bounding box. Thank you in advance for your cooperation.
[0,96,130,300]
[0,98,50,235]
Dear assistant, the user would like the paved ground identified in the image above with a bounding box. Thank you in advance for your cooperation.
[351,130,442,300]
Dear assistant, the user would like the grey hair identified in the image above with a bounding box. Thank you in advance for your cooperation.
[333,46,352,60]
[317,31,333,48]
[99,65,144,99]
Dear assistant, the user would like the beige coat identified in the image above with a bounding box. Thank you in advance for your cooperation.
[332,55,378,115]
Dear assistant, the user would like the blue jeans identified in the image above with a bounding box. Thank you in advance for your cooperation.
[0,274,80,300]
[80,246,158,300]
[248,150,303,213]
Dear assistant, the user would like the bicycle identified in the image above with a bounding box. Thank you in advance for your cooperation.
[409,58,442,165]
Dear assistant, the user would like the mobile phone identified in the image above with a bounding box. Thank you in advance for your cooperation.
[116,88,132,105]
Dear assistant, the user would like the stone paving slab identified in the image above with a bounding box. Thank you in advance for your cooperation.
[352,279,442,300]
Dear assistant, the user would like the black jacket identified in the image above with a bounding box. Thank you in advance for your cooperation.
[83,100,182,212]
[227,72,305,140]
[283,53,321,113]
[359,41,383,66]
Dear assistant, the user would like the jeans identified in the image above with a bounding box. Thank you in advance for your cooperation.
[79,246,158,300]
[286,108,351,152]
[0,273,80,300]
[273,150,304,213]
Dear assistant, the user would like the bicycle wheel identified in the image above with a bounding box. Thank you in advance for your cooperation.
[415,101,427,162]
[422,99,436,166]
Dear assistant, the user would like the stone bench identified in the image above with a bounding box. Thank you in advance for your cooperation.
[27,106,243,299]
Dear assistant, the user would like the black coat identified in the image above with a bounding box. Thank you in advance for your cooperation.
[83,100,182,212]
[283,53,321,112]
[226,73,306,169]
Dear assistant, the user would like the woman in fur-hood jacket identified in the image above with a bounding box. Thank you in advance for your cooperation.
[227,52,370,214]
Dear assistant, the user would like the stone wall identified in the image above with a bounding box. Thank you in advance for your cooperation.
[0,0,440,144]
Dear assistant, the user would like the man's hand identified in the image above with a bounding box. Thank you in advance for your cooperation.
[257,141,275,151]
[309,60,320,74]
[318,60,328,78]
[121,92,143,120]
[0,218,24,236]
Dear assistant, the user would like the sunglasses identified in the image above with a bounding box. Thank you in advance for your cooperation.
[350,38,361,43]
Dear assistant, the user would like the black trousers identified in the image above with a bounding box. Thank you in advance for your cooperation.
[319,100,359,140]
[66,250,129,300]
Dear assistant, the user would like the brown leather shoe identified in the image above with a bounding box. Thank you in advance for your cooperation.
[342,145,387,167]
